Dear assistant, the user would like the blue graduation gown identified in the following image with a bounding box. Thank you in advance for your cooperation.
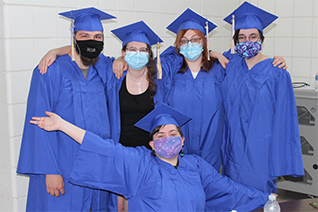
[69,131,269,212]
[221,51,304,193]
[159,46,225,171]
[17,54,114,211]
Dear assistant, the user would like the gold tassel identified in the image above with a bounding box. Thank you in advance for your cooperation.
[231,15,235,54]
[205,21,210,60]
[156,42,162,79]
[71,19,75,61]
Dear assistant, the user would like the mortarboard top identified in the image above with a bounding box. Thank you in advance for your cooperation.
[134,103,192,134]
[59,7,116,32]
[111,21,163,47]
[166,8,217,35]
[223,1,278,33]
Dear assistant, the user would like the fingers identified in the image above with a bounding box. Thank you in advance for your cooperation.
[45,111,54,117]
[40,63,48,75]
[53,188,60,197]
[47,59,54,66]
[47,186,61,197]
[30,111,52,120]
[39,59,48,75]
[59,187,65,196]
[272,61,278,67]
[272,55,279,67]
[30,114,46,122]
[30,118,43,126]
[29,120,39,125]
[278,63,287,70]
[30,117,47,129]
[123,63,128,71]
[46,175,65,197]
[30,119,45,129]
[273,61,287,69]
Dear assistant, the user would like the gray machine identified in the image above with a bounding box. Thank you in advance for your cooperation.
[277,88,318,196]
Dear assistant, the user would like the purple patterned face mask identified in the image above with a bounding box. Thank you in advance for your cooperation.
[153,136,182,159]
[235,41,262,59]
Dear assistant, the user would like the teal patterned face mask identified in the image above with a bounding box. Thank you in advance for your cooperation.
[180,43,203,61]
[235,41,262,59]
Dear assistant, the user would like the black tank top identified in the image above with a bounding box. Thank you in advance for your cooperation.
[119,76,154,149]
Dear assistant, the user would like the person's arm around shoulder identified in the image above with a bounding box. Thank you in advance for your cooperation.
[38,46,71,74]
[209,51,229,69]
[112,56,128,79]
[272,56,287,69]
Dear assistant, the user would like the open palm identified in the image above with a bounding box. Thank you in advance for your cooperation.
[30,111,62,131]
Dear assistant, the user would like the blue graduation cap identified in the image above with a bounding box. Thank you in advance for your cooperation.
[111,21,163,47]
[224,1,278,33]
[166,8,217,35]
[59,7,116,32]
[59,7,115,61]
[134,103,191,134]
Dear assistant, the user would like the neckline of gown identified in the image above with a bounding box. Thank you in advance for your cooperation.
[243,57,273,72]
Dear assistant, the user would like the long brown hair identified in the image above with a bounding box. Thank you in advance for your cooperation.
[122,44,157,104]
[174,29,217,73]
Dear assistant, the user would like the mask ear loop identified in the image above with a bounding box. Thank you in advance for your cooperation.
[73,39,81,56]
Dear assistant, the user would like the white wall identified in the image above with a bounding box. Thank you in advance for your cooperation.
[0,0,316,211]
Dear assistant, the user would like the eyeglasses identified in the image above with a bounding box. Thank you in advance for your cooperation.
[238,34,260,43]
[180,37,202,46]
[126,47,149,53]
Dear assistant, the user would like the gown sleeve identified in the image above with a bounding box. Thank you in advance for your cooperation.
[157,46,183,99]
[69,131,151,198]
[17,64,62,175]
[196,156,269,211]
[270,70,304,177]
[222,48,234,60]
[94,54,115,87]
[94,54,121,142]
[159,46,183,76]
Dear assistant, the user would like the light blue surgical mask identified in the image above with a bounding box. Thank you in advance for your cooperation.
[179,42,203,61]
[124,51,149,70]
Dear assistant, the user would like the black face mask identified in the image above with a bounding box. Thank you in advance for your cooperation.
[75,39,104,59]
